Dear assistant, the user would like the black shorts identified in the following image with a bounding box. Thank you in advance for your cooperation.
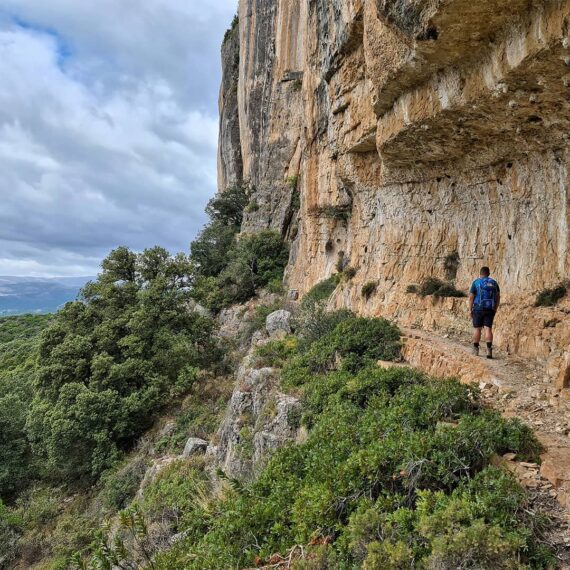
[472,310,496,328]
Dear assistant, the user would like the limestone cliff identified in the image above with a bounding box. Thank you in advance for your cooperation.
[219,1,569,384]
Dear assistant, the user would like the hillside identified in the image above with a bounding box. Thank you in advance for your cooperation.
[1,1,569,569]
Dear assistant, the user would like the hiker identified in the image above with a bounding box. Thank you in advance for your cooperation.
[469,266,500,359]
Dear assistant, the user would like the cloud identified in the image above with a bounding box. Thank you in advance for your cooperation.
[0,0,237,277]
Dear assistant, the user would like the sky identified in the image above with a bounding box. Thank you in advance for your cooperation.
[0,0,237,277]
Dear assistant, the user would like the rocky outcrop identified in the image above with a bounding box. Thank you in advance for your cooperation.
[220,0,569,382]
[211,310,301,481]
[265,309,292,336]
[218,20,243,191]
[181,437,208,459]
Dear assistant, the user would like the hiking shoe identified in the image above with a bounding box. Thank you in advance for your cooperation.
[486,347,493,360]
[472,345,480,357]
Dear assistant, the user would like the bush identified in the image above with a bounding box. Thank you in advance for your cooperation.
[415,277,467,298]
[190,223,238,280]
[244,199,259,213]
[535,282,568,307]
[315,205,351,222]
[300,276,339,309]
[0,500,21,568]
[223,14,239,44]
[283,317,401,387]
[220,231,289,303]
[361,281,377,300]
[189,182,288,311]
[0,315,50,499]
[254,337,299,368]
[444,251,460,281]
[100,456,149,511]
[292,277,351,348]
[152,364,546,569]
[342,266,357,280]
[205,183,250,228]
[140,459,209,527]
[287,175,299,190]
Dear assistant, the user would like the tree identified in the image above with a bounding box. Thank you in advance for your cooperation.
[205,182,250,227]
[26,247,221,479]
[219,231,290,303]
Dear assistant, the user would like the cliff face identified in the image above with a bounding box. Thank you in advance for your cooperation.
[219,1,570,379]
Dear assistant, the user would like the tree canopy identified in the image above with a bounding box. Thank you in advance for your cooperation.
[26,247,221,479]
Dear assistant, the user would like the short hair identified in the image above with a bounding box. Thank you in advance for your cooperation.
[480,266,490,276]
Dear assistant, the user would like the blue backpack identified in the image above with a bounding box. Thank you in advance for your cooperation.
[475,277,498,311]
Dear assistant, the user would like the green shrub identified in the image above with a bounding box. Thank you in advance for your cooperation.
[190,182,259,311]
[0,500,21,568]
[155,376,233,456]
[342,266,357,280]
[535,282,568,307]
[205,183,250,227]
[444,251,460,281]
[266,277,285,295]
[300,276,339,309]
[0,315,50,499]
[152,364,546,569]
[336,252,348,274]
[215,230,289,307]
[416,277,467,298]
[100,456,148,511]
[244,198,260,213]
[406,284,419,294]
[223,14,239,44]
[241,302,284,341]
[294,308,354,350]
[287,175,299,190]
[140,459,209,526]
[290,189,301,212]
[190,223,238,279]
[315,205,351,222]
[254,337,299,368]
[283,317,401,387]
[361,281,377,299]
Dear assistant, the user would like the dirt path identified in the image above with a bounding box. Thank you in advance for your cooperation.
[400,329,570,567]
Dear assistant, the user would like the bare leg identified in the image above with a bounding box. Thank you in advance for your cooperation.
[484,327,494,358]
[473,327,482,344]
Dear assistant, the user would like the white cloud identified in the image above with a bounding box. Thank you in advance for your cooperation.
[0,0,237,277]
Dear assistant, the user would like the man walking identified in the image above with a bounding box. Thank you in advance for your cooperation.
[469,266,500,359]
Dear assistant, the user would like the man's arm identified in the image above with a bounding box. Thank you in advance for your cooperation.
[495,291,500,311]
[469,281,477,313]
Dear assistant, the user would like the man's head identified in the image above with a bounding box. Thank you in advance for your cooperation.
[480,266,491,277]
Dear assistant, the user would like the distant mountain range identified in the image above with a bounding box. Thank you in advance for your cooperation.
[0,276,94,316]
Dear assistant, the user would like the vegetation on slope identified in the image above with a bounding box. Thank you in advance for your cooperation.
[0,194,555,569]
[0,184,291,569]
[70,307,552,569]
[535,281,569,307]
[27,246,222,481]
[189,182,289,312]
[0,315,51,499]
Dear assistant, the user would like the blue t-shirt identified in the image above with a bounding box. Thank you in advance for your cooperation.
[470,277,500,311]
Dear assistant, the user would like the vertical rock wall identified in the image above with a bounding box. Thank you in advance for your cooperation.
[218,0,570,367]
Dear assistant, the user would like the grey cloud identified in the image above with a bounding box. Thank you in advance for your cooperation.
[0,0,237,277]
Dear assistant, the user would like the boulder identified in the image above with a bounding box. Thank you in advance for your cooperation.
[187,300,212,319]
[181,437,209,458]
[266,310,292,336]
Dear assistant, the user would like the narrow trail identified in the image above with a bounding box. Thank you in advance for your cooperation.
[401,328,570,567]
